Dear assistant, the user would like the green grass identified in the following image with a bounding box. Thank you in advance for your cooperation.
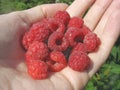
[0,0,73,14]
[0,0,120,89]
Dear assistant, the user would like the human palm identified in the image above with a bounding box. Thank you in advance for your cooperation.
[0,0,120,90]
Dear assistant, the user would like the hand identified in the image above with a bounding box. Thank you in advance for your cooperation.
[0,0,120,90]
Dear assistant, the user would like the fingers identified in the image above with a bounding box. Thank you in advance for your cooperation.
[66,0,95,17]
[83,0,113,30]
[16,3,68,25]
[94,0,120,36]
[88,10,120,77]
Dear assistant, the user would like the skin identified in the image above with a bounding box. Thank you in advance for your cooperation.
[0,0,120,90]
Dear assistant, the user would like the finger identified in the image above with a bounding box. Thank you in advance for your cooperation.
[88,10,120,77]
[83,0,113,30]
[16,3,68,25]
[94,0,120,36]
[61,67,89,90]
[66,0,95,17]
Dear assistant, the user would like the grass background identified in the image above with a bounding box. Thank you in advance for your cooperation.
[0,0,120,90]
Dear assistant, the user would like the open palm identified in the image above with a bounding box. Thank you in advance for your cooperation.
[0,0,120,90]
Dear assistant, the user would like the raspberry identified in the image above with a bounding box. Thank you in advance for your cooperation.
[43,18,65,33]
[65,27,83,47]
[54,11,70,25]
[81,25,91,39]
[29,22,50,40]
[83,32,100,53]
[47,51,67,72]
[26,41,49,61]
[72,43,87,53]
[27,60,48,79]
[48,31,69,51]
[68,51,90,71]
[22,32,34,49]
[22,22,50,49]
[43,18,58,32]
[31,21,48,29]
[68,17,84,28]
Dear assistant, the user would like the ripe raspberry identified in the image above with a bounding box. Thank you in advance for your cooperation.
[43,18,65,33]
[22,32,34,49]
[68,51,90,71]
[29,21,50,40]
[54,11,70,25]
[83,32,100,53]
[43,18,58,32]
[22,22,50,49]
[72,43,87,53]
[68,17,84,28]
[65,27,83,47]
[26,41,49,61]
[81,25,91,39]
[31,21,48,29]
[27,60,48,79]
[48,31,69,51]
[47,51,67,72]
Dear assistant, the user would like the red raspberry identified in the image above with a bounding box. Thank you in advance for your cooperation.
[72,43,87,53]
[48,31,69,51]
[25,41,49,61]
[68,51,90,71]
[47,51,67,72]
[42,18,58,32]
[22,32,34,49]
[31,21,48,29]
[22,22,50,49]
[65,27,83,47]
[83,32,100,53]
[54,11,70,25]
[27,60,48,79]
[43,18,65,33]
[29,22,50,40]
[81,25,91,39]
[68,17,84,28]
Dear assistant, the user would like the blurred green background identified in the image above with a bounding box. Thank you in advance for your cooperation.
[0,0,120,90]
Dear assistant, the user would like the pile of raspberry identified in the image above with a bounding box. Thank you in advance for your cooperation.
[22,11,100,80]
